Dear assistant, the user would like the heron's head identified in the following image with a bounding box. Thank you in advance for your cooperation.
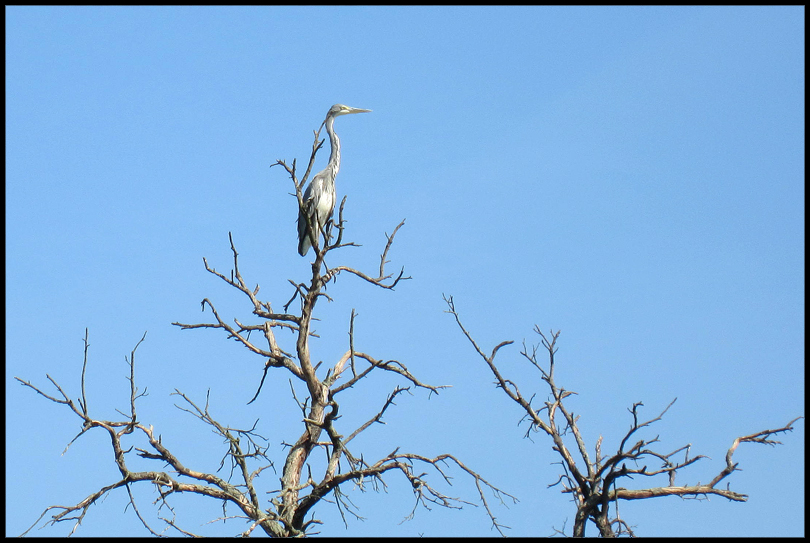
[328,104,372,118]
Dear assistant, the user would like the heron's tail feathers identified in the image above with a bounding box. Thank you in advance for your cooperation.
[297,208,311,256]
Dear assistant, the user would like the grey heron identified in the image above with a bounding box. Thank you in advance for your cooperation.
[297,104,371,256]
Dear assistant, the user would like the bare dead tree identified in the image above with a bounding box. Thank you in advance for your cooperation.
[15,120,516,537]
[444,295,802,538]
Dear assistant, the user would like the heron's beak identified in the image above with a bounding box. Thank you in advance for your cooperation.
[345,107,371,115]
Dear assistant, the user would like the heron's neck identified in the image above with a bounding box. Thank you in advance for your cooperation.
[324,116,341,175]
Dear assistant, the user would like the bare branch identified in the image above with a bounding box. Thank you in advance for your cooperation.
[344,386,411,446]
[80,328,90,417]
[331,352,449,396]
[708,416,803,489]
[323,220,411,290]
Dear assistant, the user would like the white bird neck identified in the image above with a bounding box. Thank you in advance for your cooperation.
[324,115,341,176]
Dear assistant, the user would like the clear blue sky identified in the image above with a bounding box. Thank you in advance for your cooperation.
[6,6,804,537]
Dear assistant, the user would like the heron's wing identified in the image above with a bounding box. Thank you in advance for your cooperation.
[297,202,310,256]
[297,179,317,256]
[315,181,335,225]
[297,173,336,256]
